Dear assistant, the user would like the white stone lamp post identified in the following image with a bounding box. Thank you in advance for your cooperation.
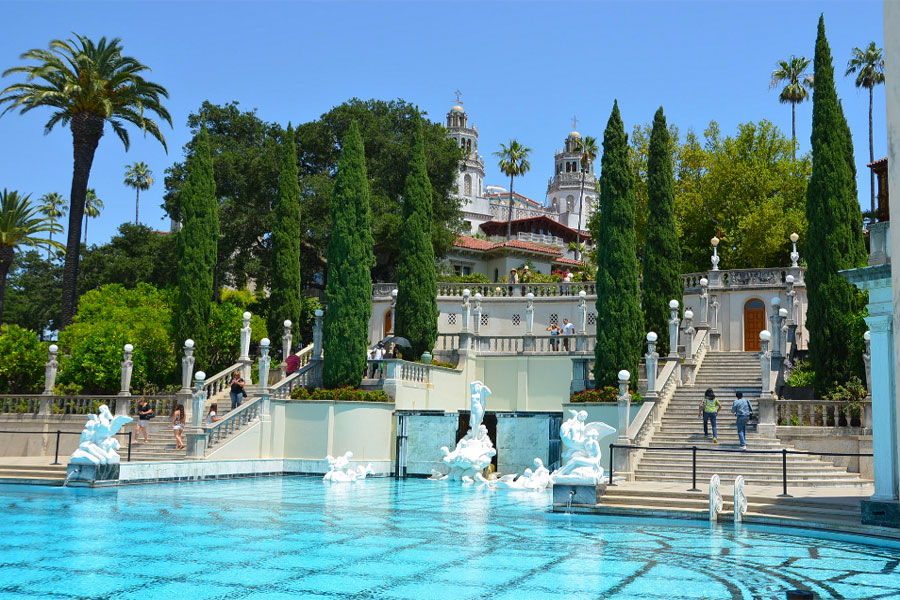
[389,289,398,335]
[710,236,720,271]
[472,293,483,335]
[576,290,587,350]
[615,369,633,471]
[239,311,253,383]
[789,232,800,268]
[258,338,272,401]
[699,277,709,325]
[668,299,680,358]
[116,343,135,416]
[186,371,208,458]
[785,275,796,323]
[525,292,535,334]
[312,309,324,360]
[778,308,789,356]
[759,330,772,394]
[461,288,471,331]
[645,332,659,396]
[43,344,59,396]
[180,339,195,395]
[769,297,782,358]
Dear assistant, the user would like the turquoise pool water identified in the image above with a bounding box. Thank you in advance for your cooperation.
[0,478,898,599]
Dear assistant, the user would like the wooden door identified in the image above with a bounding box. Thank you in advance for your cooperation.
[744,299,766,351]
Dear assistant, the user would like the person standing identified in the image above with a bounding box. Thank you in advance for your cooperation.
[546,322,561,351]
[371,343,385,378]
[172,404,186,450]
[229,371,245,411]
[562,318,575,351]
[731,391,752,450]
[135,397,152,443]
[698,388,721,443]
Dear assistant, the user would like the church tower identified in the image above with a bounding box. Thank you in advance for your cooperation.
[445,100,491,233]
[546,123,597,233]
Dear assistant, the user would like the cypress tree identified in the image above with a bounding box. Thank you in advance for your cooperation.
[641,107,681,356]
[394,119,439,360]
[594,101,644,387]
[323,121,373,388]
[805,15,868,394]
[267,124,303,353]
[175,123,217,364]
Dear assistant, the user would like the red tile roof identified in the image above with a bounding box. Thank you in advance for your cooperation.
[868,157,888,167]
[452,236,562,256]
[553,256,584,266]
[454,236,495,251]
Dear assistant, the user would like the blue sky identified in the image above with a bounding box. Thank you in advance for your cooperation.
[0,0,887,246]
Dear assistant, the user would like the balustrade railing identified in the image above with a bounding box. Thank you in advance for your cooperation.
[683,268,805,290]
[436,333,460,351]
[0,394,175,416]
[373,281,597,298]
[202,362,243,399]
[205,397,261,449]
[776,399,871,428]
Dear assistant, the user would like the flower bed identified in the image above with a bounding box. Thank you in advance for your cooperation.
[289,386,391,403]
[571,386,643,404]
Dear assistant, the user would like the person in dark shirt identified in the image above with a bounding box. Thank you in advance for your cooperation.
[229,371,245,411]
[285,353,300,374]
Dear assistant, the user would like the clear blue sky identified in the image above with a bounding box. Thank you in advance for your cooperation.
[0,1,887,246]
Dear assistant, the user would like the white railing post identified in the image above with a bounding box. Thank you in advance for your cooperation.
[577,290,587,351]
[524,293,535,352]
[757,330,776,437]
[615,369,632,473]
[281,320,292,379]
[698,277,709,326]
[39,344,59,415]
[645,333,658,400]
[668,299,680,358]
[116,343,134,416]
[239,311,253,384]
[473,293,482,336]
[258,338,272,419]
[187,371,208,458]
[769,297,783,359]
[461,288,471,331]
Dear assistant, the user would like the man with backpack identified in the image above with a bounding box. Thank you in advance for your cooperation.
[731,391,753,451]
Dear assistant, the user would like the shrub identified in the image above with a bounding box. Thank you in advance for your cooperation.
[290,386,391,402]
[207,301,269,375]
[571,386,643,403]
[430,359,457,369]
[785,359,816,388]
[435,273,490,284]
[58,284,177,394]
[0,324,46,393]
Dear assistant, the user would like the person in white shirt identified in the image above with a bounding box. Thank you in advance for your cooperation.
[370,343,386,378]
[562,318,576,350]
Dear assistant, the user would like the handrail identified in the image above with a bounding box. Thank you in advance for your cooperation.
[204,396,261,449]
[608,443,873,497]
[653,360,677,394]
[0,429,132,464]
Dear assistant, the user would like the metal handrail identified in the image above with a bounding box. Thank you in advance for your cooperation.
[0,429,132,465]
[608,443,873,498]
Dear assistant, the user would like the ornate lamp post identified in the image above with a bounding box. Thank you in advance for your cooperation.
[699,277,709,325]
[710,236,720,271]
[461,288,471,331]
[389,289,398,335]
[239,311,253,383]
[180,339,195,394]
[789,232,800,268]
[769,297,783,358]
[645,332,659,395]
[43,344,59,396]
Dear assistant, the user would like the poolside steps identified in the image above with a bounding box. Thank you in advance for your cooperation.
[633,350,872,488]
[127,438,187,462]
[0,464,67,485]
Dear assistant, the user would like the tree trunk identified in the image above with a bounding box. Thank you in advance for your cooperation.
[61,113,104,329]
[791,101,797,161]
[869,86,876,214]
[83,214,88,245]
[135,188,140,225]
[506,174,514,241]
[0,245,14,323]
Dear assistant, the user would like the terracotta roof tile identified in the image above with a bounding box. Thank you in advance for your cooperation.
[868,157,888,167]
[496,240,562,255]
[452,236,563,256]
[454,235,495,251]
[553,256,583,265]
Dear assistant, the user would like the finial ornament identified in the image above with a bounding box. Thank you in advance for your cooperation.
[454,89,463,104]
[571,115,579,130]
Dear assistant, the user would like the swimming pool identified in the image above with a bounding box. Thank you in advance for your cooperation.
[0,477,898,599]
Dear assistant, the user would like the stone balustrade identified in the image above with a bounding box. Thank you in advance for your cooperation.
[375,281,597,299]
[776,398,872,429]
[202,363,243,400]
[0,394,176,417]
[436,332,594,355]
[682,267,806,291]
[205,397,262,449]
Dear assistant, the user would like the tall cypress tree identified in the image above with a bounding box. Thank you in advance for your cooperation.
[394,119,438,360]
[267,123,303,353]
[323,121,373,388]
[641,107,681,356]
[805,15,868,394]
[594,101,644,387]
[175,123,217,364]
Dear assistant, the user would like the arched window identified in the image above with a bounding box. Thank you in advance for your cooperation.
[566,195,575,211]
[464,174,472,195]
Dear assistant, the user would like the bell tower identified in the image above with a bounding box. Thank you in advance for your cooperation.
[546,117,597,232]
[445,93,490,232]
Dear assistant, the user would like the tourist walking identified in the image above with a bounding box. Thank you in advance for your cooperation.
[229,371,245,411]
[547,322,561,351]
[698,388,721,443]
[731,391,752,450]
[172,404,186,450]
[562,318,575,351]
[205,403,220,426]
[135,397,152,443]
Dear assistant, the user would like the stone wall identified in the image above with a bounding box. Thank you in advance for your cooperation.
[776,427,873,478]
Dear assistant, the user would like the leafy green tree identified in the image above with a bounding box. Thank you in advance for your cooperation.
[642,108,681,355]
[57,284,176,393]
[575,135,599,261]
[124,161,154,225]
[78,223,177,293]
[4,250,63,337]
[494,140,532,240]
[394,119,438,360]
[323,121,373,388]
[175,124,218,363]
[267,124,303,353]
[769,55,813,159]
[39,192,67,260]
[0,189,64,323]
[805,16,868,395]
[294,98,464,281]
[592,101,644,388]
[207,299,268,376]
[82,189,103,245]
[0,324,46,393]
[0,34,171,328]
[846,42,885,213]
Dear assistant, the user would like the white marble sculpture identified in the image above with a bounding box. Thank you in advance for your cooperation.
[709,474,723,521]
[323,451,373,482]
[440,381,497,481]
[552,410,616,485]
[733,475,748,522]
[70,405,133,465]
[493,458,552,490]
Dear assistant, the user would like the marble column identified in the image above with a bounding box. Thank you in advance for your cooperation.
[186,372,208,459]
[866,314,899,501]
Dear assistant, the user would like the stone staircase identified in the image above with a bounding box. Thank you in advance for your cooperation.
[631,351,870,487]
[0,464,67,485]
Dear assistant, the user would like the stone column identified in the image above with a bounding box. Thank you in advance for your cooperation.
[576,290,587,351]
[865,315,899,500]
[186,371,208,459]
[698,278,709,326]
[239,311,253,383]
[116,343,134,416]
[668,300,680,358]
[524,292,535,352]
[258,338,272,418]
[281,320,292,379]
[39,344,59,415]
[461,289,471,332]
[311,309,324,387]
[177,339,195,408]
[769,297,783,359]
[645,332,659,400]
[615,369,632,472]
[388,289,398,335]
[756,330,776,438]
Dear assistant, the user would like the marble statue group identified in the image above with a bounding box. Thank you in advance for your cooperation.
[69,405,133,465]
[439,380,497,481]
[323,451,373,482]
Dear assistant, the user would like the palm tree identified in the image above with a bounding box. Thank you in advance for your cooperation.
[0,34,171,328]
[769,55,813,160]
[574,135,599,261]
[0,189,65,322]
[82,189,103,245]
[846,42,886,213]
[39,192,67,260]
[124,161,154,225]
[494,140,532,241]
